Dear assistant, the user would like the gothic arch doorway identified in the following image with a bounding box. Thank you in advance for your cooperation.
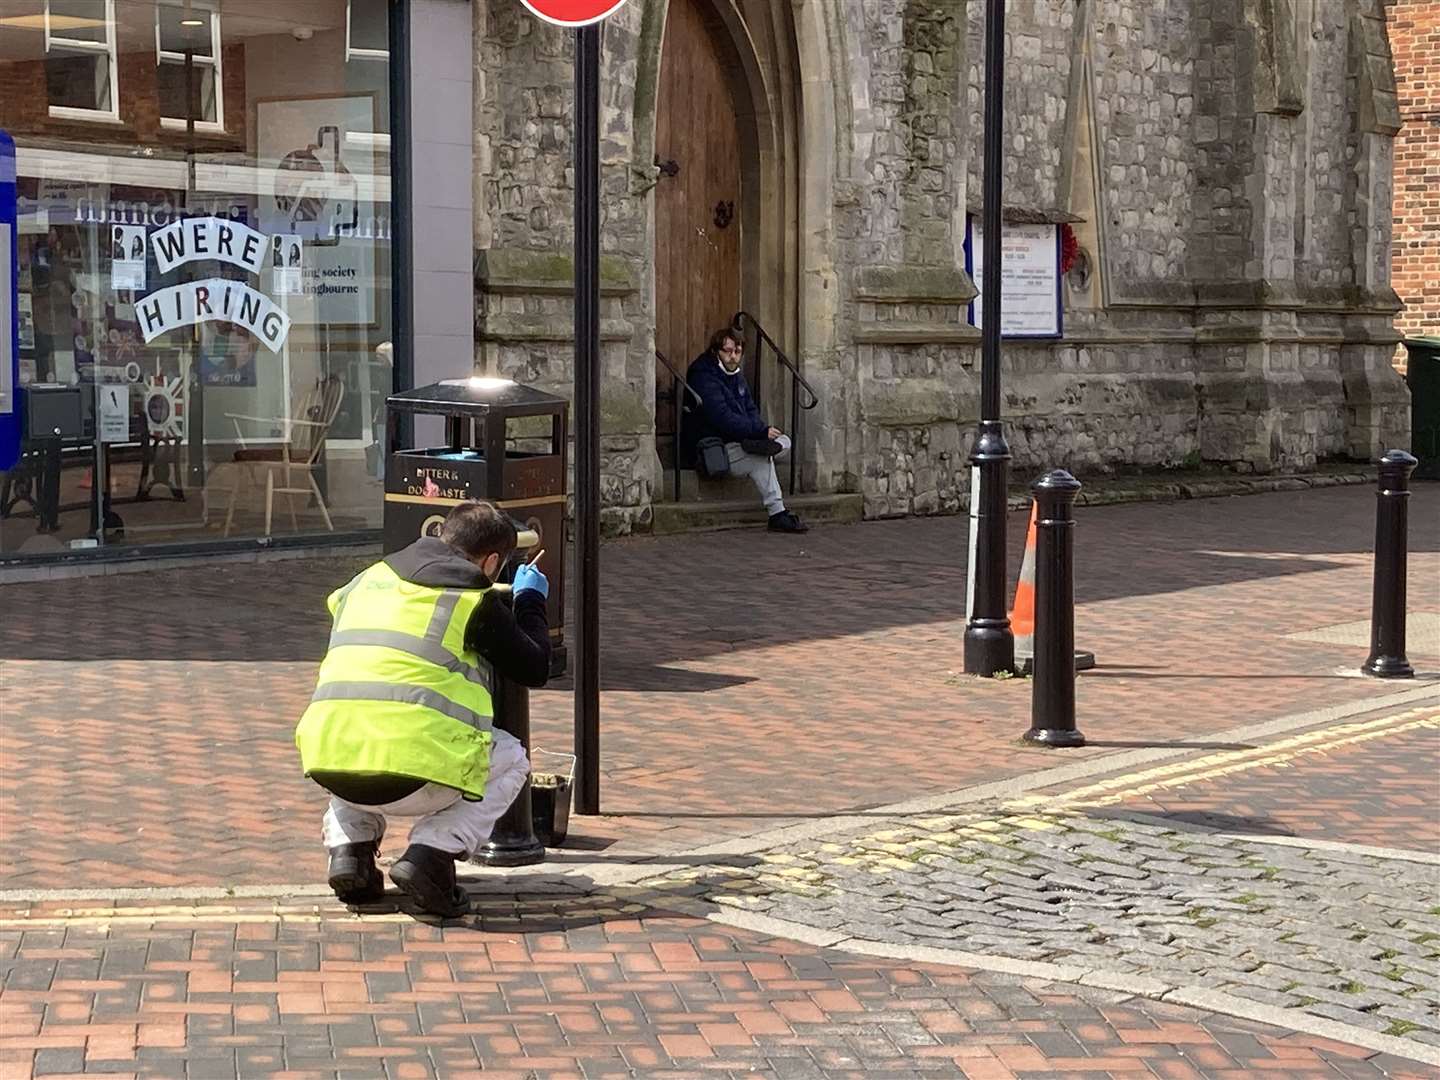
[653,0,749,469]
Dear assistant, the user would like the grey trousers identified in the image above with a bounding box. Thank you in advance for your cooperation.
[725,434,790,516]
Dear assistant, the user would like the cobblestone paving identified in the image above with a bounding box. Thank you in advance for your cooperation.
[639,801,1440,1053]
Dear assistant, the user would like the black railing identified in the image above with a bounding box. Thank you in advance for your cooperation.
[731,311,820,495]
[654,349,704,503]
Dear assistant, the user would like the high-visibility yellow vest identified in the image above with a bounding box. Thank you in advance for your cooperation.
[295,560,495,798]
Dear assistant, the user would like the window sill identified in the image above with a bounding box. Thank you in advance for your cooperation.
[47,107,125,124]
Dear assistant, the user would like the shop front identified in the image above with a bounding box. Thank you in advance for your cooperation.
[0,0,408,561]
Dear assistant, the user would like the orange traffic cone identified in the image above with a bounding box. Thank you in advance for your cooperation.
[1010,501,1038,670]
[1010,497,1096,676]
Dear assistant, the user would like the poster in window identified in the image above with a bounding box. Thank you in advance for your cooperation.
[256,94,382,328]
[198,321,259,387]
[110,224,148,291]
[98,384,130,443]
[17,293,34,352]
[271,234,303,296]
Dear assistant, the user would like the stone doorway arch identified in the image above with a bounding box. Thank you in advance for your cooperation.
[637,0,804,493]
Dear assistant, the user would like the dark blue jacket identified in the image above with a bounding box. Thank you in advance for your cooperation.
[685,352,768,443]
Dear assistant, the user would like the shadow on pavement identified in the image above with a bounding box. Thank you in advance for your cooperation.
[1085,670,1362,681]
[1079,739,1257,750]
[546,664,757,693]
[347,861,762,930]
[1092,807,1297,837]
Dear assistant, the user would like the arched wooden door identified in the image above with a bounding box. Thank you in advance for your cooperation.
[654,0,744,470]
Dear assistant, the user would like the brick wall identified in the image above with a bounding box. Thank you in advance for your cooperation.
[1387,0,1440,348]
[0,46,247,150]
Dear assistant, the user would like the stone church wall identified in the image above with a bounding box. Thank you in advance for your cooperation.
[468,0,1410,531]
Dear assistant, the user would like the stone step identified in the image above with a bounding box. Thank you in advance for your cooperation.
[660,468,765,503]
[650,492,865,535]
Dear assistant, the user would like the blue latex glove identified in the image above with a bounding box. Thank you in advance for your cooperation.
[512,561,549,599]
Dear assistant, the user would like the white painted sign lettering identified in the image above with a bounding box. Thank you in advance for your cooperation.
[136,278,292,353]
[151,216,268,276]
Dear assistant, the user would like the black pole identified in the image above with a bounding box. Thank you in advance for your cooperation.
[673,379,683,503]
[573,24,602,815]
[963,0,1014,677]
[789,382,799,494]
[388,0,415,452]
[1362,449,1417,679]
[1024,470,1085,747]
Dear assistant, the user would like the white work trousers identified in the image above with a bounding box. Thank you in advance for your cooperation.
[321,728,530,857]
[726,433,790,516]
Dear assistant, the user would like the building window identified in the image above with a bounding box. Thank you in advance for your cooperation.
[346,0,389,62]
[156,1,224,132]
[44,0,119,122]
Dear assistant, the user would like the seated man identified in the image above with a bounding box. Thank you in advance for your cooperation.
[685,326,808,533]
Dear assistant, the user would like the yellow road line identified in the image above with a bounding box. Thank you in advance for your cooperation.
[1007,708,1440,811]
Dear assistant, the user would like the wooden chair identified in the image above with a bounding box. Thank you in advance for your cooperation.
[222,375,345,536]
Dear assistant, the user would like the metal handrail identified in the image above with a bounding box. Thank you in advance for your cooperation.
[655,349,703,503]
[730,310,818,495]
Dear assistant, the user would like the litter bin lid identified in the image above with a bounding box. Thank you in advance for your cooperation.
[1402,336,1440,352]
[388,377,568,419]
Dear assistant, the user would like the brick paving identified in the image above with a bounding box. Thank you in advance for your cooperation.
[1106,710,1440,852]
[4,487,1440,1076]
[2,486,1437,894]
[1,894,1434,1080]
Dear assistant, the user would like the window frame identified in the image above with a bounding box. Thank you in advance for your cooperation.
[345,0,389,63]
[155,2,225,133]
[44,0,121,123]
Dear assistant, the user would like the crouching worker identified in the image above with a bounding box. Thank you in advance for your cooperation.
[295,500,551,917]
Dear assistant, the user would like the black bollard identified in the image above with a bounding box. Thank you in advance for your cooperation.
[473,662,545,866]
[1024,470,1086,748]
[473,558,546,866]
[1362,450,1418,679]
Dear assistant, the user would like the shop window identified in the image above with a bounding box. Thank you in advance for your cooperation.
[44,0,119,122]
[3,0,395,559]
[156,1,223,132]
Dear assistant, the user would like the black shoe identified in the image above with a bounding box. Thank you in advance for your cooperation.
[327,841,384,905]
[390,843,470,918]
[767,510,809,533]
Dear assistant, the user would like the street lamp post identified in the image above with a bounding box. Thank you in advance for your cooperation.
[519,0,630,821]
[964,0,1014,677]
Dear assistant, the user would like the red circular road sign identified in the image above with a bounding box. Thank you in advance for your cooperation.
[519,0,630,27]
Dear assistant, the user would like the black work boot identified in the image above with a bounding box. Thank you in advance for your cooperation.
[390,843,470,918]
[327,841,384,905]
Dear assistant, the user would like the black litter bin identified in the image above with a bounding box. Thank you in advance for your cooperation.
[384,376,568,675]
[1403,337,1440,481]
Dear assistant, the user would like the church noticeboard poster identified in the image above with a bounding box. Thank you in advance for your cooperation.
[966,218,1063,338]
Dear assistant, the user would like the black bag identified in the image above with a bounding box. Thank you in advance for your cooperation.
[695,436,730,479]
